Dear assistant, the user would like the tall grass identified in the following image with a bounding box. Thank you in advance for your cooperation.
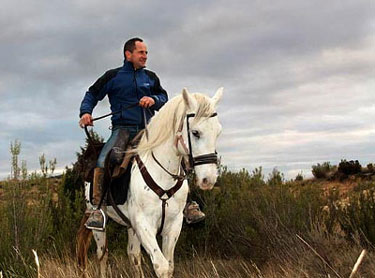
[0,166,374,277]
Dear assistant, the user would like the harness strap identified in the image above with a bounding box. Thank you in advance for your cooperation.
[151,152,185,180]
[108,188,132,227]
[135,155,184,235]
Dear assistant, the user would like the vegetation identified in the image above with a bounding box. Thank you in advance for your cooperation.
[311,161,336,179]
[0,145,374,277]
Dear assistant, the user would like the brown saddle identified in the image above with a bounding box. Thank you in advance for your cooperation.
[81,129,143,205]
[80,129,143,184]
[110,129,144,179]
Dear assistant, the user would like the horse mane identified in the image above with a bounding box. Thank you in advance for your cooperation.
[135,92,216,153]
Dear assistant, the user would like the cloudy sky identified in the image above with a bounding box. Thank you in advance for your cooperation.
[1,0,374,180]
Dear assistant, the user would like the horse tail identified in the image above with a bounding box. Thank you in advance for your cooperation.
[76,213,93,272]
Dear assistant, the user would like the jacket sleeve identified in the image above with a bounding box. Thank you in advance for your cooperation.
[79,69,118,117]
[146,70,168,111]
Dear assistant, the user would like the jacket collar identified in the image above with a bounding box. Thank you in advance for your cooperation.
[123,60,146,71]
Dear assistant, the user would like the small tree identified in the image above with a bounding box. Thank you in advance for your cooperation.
[10,140,21,180]
[39,153,48,177]
[21,160,28,180]
[267,167,284,186]
[312,162,335,179]
[250,167,266,186]
[295,171,304,182]
[49,158,57,175]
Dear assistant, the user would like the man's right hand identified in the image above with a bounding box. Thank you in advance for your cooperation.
[79,113,93,128]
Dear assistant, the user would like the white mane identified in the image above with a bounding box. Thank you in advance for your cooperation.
[135,92,216,153]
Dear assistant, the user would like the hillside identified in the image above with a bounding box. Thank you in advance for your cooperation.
[0,163,374,277]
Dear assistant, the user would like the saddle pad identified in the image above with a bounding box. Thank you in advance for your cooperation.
[89,165,131,206]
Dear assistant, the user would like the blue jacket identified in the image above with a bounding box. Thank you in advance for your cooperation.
[79,61,168,127]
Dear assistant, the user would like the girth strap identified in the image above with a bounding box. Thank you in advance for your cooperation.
[135,155,184,235]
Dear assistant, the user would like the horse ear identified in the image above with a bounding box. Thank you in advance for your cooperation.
[212,87,223,107]
[182,88,197,111]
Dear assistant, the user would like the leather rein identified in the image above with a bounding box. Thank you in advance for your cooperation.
[137,112,219,235]
[83,106,219,234]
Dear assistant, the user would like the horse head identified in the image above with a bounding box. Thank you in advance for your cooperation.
[181,87,223,190]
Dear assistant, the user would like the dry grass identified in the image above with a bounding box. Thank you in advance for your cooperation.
[37,255,259,278]
[2,169,375,278]
[32,245,374,278]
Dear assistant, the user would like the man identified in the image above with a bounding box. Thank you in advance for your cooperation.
[79,37,205,230]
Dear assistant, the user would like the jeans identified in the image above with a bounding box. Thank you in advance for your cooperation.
[96,125,141,168]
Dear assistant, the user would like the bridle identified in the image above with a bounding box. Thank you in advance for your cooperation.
[173,112,219,175]
[140,111,220,234]
[151,111,219,180]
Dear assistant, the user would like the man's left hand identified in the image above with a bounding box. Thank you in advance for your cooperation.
[139,96,155,108]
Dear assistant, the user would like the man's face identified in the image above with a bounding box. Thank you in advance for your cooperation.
[126,41,148,69]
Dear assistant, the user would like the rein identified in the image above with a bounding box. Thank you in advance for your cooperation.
[84,102,140,156]
[139,111,219,234]
[82,103,148,227]
[83,104,219,234]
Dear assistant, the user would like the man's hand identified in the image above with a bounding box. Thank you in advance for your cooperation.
[139,96,155,108]
[79,113,93,128]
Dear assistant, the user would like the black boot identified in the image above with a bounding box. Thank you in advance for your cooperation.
[183,201,206,224]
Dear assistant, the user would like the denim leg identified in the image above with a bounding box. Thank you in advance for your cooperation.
[96,126,141,168]
[96,129,121,168]
[126,126,139,141]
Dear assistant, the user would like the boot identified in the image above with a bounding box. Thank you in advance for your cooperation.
[183,201,205,224]
[85,168,106,231]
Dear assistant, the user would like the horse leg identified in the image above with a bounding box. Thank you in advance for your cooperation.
[127,228,144,278]
[77,214,93,278]
[92,230,108,278]
[162,218,183,278]
[133,217,169,278]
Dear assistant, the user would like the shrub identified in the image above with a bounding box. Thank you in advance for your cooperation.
[311,162,335,179]
[295,172,304,181]
[338,159,362,176]
[267,168,284,186]
[367,163,374,173]
[334,182,375,247]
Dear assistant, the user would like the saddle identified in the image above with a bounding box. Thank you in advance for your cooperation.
[85,129,144,205]
[111,129,144,179]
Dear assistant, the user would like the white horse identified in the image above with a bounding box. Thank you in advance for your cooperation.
[77,87,223,278]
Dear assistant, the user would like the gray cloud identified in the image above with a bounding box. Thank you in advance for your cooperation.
[1,0,374,179]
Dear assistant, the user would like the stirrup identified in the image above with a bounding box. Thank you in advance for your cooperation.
[84,208,107,231]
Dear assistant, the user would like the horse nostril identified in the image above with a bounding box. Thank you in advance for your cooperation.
[202,178,208,184]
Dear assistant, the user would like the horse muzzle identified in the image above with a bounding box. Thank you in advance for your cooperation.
[195,166,218,190]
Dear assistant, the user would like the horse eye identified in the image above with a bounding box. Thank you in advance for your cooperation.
[192,130,200,139]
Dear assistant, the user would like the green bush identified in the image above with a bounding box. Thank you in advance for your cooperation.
[2,160,375,276]
[338,159,362,176]
[0,171,85,277]
[334,182,375,247]
[312,162,336,179]
[177,167,326,262]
